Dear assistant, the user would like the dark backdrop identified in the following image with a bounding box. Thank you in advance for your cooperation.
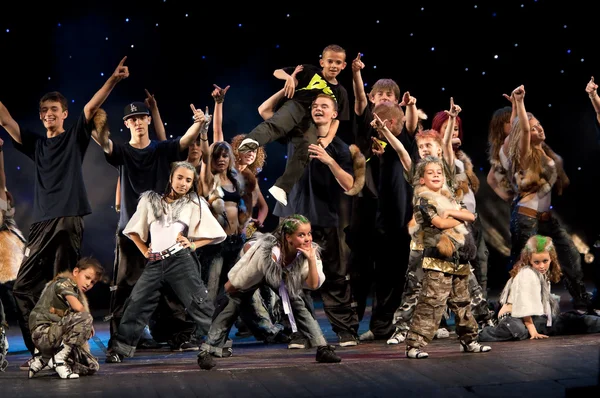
[1,1,599,308]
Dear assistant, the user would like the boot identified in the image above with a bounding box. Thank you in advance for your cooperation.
[49,344,79,379]
[27,348,48,378]
[564,278,593,311]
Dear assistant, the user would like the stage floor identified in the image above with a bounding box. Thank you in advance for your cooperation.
[1,292,599,397]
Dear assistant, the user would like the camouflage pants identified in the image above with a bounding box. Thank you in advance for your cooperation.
[393,249,424,332]
[406,270,478,349]
[394,252,492,332]
[31,311,93,359]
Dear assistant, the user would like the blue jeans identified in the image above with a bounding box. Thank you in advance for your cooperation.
[111,249,214,357]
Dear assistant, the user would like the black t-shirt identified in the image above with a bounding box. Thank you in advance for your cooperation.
[273,136,353,228]
[12,111,93,223]
[282,64,350,121]
[354,105,419,232]
[106,139,186,232]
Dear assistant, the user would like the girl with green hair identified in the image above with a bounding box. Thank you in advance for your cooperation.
[197,214,342,370]
[480,235,600,341]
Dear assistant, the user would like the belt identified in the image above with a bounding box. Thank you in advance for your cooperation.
[517,206,551,221]
[148,242,186,261]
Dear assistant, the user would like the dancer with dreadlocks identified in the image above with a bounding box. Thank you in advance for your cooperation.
[105,161,226,363]
[197,214,341,370]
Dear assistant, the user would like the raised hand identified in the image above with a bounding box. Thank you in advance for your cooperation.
[586,76,598,97]
[502,92,515,104]
[113,56,130,82]
[352,52,365,73]
[370,112,387,131]
[512,85,525,102]
[190,104,208,125]
[444,97,462,118]
[144,89,157,110]
[400,91,416,107]
[211,84,230,104]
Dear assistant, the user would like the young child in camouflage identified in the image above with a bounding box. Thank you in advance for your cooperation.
[27,257,104,379]
[404,156,491,359]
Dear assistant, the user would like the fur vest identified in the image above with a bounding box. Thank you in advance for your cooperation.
[455,150,480,195]
[513,146,557,198]
[489,157,516,197]
[0,199,25,283]
[411,185,471,259]
[227,233,325,298]
[499,266,560,326]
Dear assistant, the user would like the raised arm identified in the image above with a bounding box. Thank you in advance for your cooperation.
[503,91,517,125]
[585,77,600,125]
[371,113,412,172]
[401,92,418,136]
[351,53,368,116]
[179,104,209,151]
[512,85,531,166]
[144,89,166,141]
[0,101,22,144]
[85,56,129,124]
[259,66,303,120]
[442,98,460,168]
[211,84,229,143]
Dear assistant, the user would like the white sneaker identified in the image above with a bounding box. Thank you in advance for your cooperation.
[460,340,491,353]
[434,328,450,339]
[386,328,406,345]
[406,347,429,359]
[358,330,375,341]
[268,186,288,206]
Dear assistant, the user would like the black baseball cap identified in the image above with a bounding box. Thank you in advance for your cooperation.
[123,102,150,120]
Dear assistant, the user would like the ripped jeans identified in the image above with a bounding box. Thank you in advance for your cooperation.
[110,249,214,357]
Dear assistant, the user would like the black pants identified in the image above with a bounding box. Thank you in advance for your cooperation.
[347,197,410,338]
[13,216,83,354]
[246,100,317,193]
[109,232,194,345]
[312,226,359,335]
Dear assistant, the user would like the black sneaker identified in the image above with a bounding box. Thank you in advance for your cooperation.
[137,338,161,349]
[197,351,216,370]
[105,352,123,363]
[316,345,342,363]
[337,331,358,347]
[287,332,308,349]
[172,341,200,352]
[266,330,291,344]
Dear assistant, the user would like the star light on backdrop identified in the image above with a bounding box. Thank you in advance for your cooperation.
[1,1,599,296]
